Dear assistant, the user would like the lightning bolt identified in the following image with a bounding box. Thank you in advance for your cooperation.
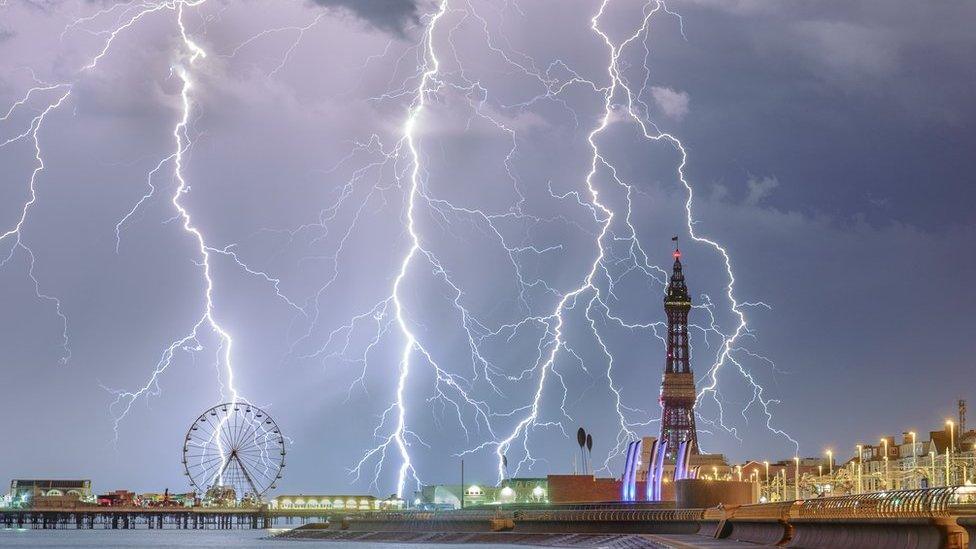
[1,2,197,366]
[104,1,249,439]
[1,89,73,365]
[1,0,213,370]
[486,0,798,479]
[0,2,310,457]
[590,0,799,457]
[291,0,798,495]
[104,4,304,447]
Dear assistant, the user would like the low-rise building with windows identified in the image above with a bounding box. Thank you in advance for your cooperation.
[8,480,94,508]
[271,494,401,511]
[415,478,548,509]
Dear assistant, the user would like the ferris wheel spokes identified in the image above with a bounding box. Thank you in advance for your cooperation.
[183,403,285,502]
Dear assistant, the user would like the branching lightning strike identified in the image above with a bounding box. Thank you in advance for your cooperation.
[0,0,799,498]
[322,0,798,496]
[1,1,301,462]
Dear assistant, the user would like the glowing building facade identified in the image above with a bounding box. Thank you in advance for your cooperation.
[8,479,93,508]
[272,494,402,511]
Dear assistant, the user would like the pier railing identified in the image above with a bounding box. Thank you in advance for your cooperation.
[342,508,703,522]
[514,508,704,522]
[717,486,968,521]
[714,487,974,548]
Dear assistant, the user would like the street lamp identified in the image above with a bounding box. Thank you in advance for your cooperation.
[883,456,889,490]
[763,460,770,501]
[882,438,890,490]
[947,420,955,485]
[781,469,788,501]
[794,456,800,500]
[909,432,917,489]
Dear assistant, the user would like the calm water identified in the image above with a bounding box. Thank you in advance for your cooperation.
[0,529,529,548]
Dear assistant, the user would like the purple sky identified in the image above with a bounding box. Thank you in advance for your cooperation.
[1,0,974,497]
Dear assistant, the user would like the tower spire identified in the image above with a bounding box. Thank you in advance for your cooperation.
[660,237,698,457]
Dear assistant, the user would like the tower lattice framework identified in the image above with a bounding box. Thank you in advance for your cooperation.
[659,239,698,458]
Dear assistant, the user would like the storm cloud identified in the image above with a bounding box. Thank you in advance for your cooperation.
[310,0,422,36]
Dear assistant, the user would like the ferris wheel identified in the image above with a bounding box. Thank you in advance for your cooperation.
[182,403,285,500]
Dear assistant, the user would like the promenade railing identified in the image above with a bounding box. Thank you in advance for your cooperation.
[790,486,960,520]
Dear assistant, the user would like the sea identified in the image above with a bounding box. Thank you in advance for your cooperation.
[0,529,525,548]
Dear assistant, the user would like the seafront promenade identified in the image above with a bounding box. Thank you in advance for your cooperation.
[0,505,347,530]
[271,487,976,548]
[8,486,976,547]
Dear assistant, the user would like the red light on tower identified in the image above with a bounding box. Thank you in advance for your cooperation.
[673,249,681,259]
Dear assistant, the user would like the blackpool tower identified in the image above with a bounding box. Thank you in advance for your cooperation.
[659,238,699,458]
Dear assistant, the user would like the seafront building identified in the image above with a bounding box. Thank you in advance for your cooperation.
[7,480,93,508]
[271,494,403,510]
[733,404,976,501]
[414,478,549,509]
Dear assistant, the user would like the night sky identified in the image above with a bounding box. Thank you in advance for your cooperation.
[1,0,973,497]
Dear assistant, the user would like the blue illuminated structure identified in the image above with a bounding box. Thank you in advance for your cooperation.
[646,438,664,501]
[621,436,695,502]
[620,439,643,501]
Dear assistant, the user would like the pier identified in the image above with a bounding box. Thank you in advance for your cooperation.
[8,486,976,547]
[0,507,360,530]
[272,486,976,548]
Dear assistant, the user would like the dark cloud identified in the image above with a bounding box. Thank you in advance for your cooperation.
[641,0,976,230]
[310,0,421,36]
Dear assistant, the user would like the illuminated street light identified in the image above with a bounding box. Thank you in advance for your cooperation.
[909,432,918,489]
[793,456,800,500]
[883,456,889,490]
[882,438,890,490]
[781,469,788,501]
[763,460,770,501]
[532,485,545,503]
[948,420,955,485]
